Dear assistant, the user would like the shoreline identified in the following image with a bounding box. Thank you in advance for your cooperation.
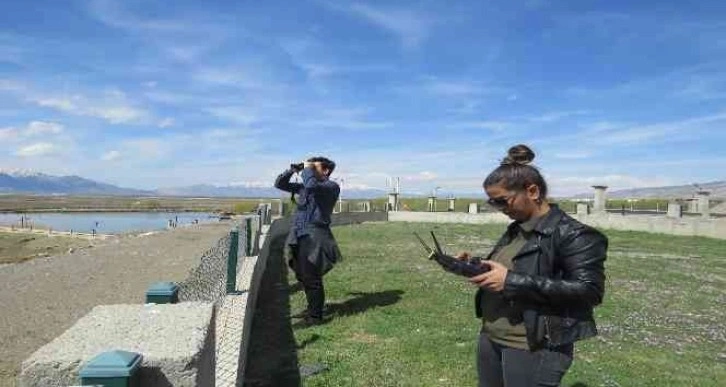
[0,226,115,240]
[0,208,221,214]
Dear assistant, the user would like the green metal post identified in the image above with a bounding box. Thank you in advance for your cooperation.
[245,217,253,256]
[226,227,239,293]
[145,282,179,304]
[79,350,142,387]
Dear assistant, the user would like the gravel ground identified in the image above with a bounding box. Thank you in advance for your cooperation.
[0,222,234,387]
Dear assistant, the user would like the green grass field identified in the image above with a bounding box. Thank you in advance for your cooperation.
[289,222,726,386]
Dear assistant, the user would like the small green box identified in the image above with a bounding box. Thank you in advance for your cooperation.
[145,281,179,304]
[80,350,142,387]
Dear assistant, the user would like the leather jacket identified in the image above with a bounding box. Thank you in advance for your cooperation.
[475,204,608,350]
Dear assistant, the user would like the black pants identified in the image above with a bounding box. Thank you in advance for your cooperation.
[290,236,325,319]
[478,332,573,387]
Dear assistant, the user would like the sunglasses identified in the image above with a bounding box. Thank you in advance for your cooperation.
[487,193,519,209]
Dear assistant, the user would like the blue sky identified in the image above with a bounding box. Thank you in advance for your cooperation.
[1,0,726,196]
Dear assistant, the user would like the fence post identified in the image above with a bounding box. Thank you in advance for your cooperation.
[226,227,239,294]
[245,217,253,256]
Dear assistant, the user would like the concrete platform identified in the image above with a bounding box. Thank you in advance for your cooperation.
[19,302,215,387]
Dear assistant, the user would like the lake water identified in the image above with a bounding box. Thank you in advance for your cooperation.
[0,212,218,234]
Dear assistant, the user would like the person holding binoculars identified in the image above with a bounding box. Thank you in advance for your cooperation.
[274,156,342,326]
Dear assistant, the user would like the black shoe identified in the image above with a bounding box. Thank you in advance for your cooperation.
[303,316,324,326]
[293,315,324,328]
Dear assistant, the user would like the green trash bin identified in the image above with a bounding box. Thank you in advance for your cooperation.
[79,350,142,387]
[145,281,179,304]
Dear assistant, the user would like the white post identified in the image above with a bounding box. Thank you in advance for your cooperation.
[592,186,608,213]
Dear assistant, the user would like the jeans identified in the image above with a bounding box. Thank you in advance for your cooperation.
[290,236,325,319]
[478,332,573,387]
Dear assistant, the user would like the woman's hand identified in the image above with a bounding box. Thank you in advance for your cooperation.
[469,260,508,292]
[455,251,471,261]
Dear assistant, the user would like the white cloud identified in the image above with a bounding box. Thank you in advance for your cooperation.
[35,97,76,111]
[0,121,64,142]
[278,37,396,80]
[101,150,121,161]
[448,121,514,131]
[527,111,590,123]
[0,127,18,140]
[87,0,233,67]
[91,105,147,124]
[16,143,57,157]
[397,78,511,99]
[424,80,481,96]
[28,93,150,125]
[121,139,170,159]
[296,118,392,131]
[0,79,25,92]
[553,151,592,160]
[403,171,438,182]
[205,107,258,125]
[343,3,434,49]
[165,45,210,62]
[25,121,64,135]
[144,90,198,105]
[88,0,190,33]
[592,112,726,145]
[158,117,175,128]
[193,67,281,90]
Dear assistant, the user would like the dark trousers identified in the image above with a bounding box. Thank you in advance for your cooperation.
[478,332,573,387]
[290,236,325,319]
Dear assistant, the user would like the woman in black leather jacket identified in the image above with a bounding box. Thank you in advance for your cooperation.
[459,144,608,387]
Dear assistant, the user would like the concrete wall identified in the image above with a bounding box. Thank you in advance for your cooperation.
[331,211,388,226]
[388,210,726,240]
[19,303,215,387]
[572,212,726,240]
[388,211,510,225]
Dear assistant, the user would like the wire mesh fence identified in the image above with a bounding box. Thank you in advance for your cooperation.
[168,214,271,387]
[177,233,233,302]
[170,217,257,387]
[176,217,260,302]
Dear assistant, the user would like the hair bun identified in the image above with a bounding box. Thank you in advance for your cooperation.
[502,144,535,166]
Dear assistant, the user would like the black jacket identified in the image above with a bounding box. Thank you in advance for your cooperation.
[475,204,608,350]
[274,167,342,274]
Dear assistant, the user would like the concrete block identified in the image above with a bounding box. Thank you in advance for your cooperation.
[667,203,682,218]
[592,186,607,213]
[19,302,215,387]
[427,197,435,212]
[468,203,479,214]
[387,193,399,212]
[577,203,590,215]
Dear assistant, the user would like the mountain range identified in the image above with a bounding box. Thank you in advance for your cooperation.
[0,170,724,199]
[0,170,387,199]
